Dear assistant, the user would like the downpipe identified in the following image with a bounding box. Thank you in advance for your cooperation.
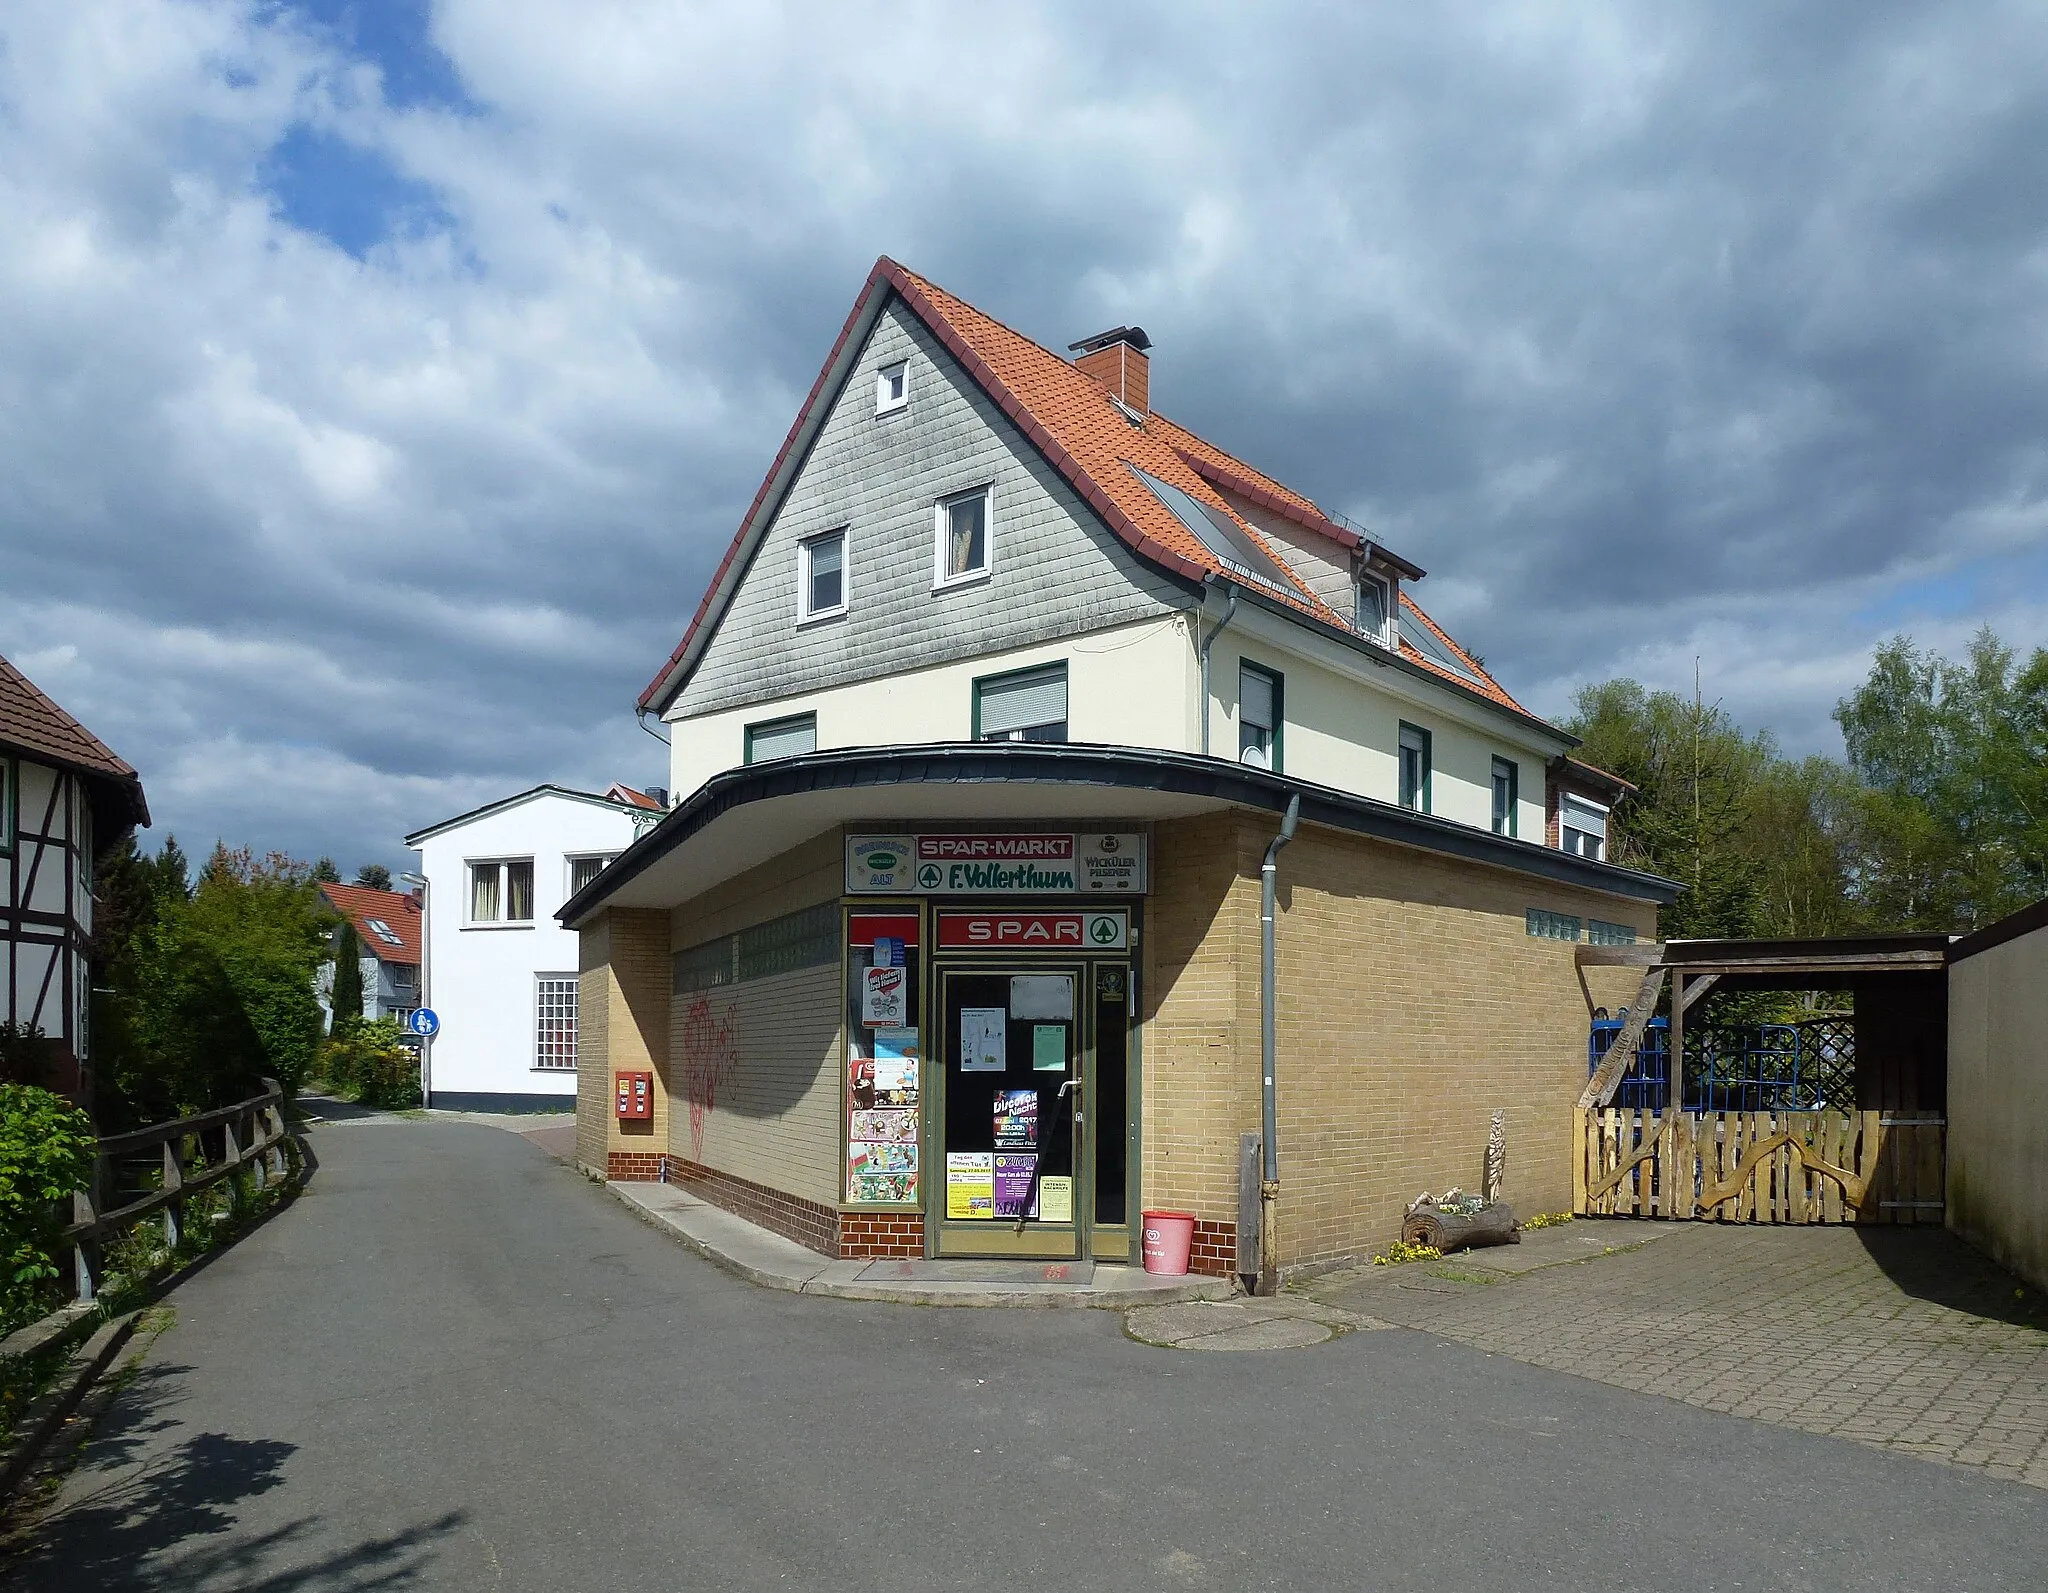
[1258,793,1300,1297]
[1197,582,1239,757]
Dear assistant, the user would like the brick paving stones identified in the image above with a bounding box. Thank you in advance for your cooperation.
[1302,1220,2048,1487]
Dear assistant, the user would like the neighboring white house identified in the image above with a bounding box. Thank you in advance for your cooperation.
[314,882,423,1031]
[407,784,662,1111]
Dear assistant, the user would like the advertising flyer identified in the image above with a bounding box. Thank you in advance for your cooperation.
[849,1171,917,1204]
[946,1153,994,1220]
[849,1108,918,1144]
[992,1089,1038,1148]
[861,964,909,1026]
[960,1007,1006,1072]
[871,1028,919,1102]
[1032,1025,1066,1072]
[1038,1176,1073,1223]
[992,1153,1038,1218]
[847,1142,916,1176]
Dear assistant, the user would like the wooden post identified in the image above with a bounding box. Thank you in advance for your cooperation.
[222,1117,242,1216]
[1669,971,1686,1112]
[1572,1107,1588,1215]
[247,1110,267,1192]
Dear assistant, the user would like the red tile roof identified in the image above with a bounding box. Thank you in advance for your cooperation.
[319,883,422,965]
[640,258,1535,725]
[0,652,149,826]
[606,783,665,811]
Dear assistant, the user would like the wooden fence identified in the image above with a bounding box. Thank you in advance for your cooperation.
[1573,1107,1946,1224]
[67,1078,295,1302]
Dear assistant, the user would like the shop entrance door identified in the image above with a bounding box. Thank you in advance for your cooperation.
[934,965,1086,1259]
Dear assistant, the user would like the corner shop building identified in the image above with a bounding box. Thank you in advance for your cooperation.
[563,744,1675,1275]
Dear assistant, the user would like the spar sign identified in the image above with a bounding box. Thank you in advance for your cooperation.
[846,833,1147,895]
[937,910,1128,951]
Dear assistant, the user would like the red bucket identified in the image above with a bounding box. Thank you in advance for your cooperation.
[1141,1210,1196,1276]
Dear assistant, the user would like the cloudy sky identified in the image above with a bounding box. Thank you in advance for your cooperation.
[5,2,2047,874]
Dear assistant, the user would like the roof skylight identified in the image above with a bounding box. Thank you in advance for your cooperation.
[1124,464,1301,596]
[1397,610,1486,685]
[364,918,404,946]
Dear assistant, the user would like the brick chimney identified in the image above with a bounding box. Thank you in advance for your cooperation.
[1069,326,1152,416]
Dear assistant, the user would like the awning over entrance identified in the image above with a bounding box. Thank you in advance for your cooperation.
[560,742,1680,926]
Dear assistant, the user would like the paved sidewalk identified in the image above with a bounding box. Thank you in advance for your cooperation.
[608,1179,1235,1308]
[1303,1220,2048,1488]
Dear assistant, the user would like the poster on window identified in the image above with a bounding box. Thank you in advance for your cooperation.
[862,965,909,1026]
[871,1028,919,1104]
[1037,1176,1073,1223]
[946,1153,995,1220]
[992,1090,1038,1149]
[992,1153,1038,1219]
[960,1007,1007,1072]
[850,1108,918,1145]
[848,1141,917,1176]
[849,1171,918,1204]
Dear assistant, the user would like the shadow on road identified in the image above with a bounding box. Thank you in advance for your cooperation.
[1853,1225,2048,1331]
[6,1361,465,1591]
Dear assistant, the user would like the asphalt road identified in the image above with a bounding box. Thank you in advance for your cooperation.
[11,1116,2047,1592]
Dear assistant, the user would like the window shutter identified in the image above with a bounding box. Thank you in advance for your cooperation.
[1561,796,1607,841]
[1240,667,1274,731]
[978,666,1067,737]
[748,715,817,762]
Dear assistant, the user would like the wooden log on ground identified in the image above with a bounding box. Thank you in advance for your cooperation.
[1402,1201,1520,1253]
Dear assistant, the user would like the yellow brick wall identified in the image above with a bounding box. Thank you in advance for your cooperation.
[666,831,846,1202]
[1143,812,1656,1267]
[572,907,674,1175]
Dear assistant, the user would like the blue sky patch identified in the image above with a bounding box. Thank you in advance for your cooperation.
[261,126,453,259]
[287,0,475,113]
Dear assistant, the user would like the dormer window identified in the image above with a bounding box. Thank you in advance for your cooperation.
[1357,571,1394,647]
[876,361,908,415]
[1560,795,1608,861]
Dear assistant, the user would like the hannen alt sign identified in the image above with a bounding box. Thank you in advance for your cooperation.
[846,833,1147,895]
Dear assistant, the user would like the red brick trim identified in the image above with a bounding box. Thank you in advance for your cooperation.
[1188,1218,1238,1278]
[838,1211,925,1259]
[607,1150,665,1181]
[663,1156,841,1257]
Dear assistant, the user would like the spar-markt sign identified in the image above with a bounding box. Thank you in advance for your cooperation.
[847,833,1147,895]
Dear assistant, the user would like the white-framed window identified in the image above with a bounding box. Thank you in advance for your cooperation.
[1491,757,1518,837]
[1398,723,1432,812]
[567,853,617,896]
[535,974,578,1070]
[875,360,909,415]
[1239,662,1282,770]
[934,486,992,588]
[468,858,535,925]
[975,662,1067,742]
[1357,572,1394,647]
[798,528,846,623]
[745,712,818,764]
[1560,794,1608,861]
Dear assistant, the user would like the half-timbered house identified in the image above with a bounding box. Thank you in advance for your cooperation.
[0,653,149,1099]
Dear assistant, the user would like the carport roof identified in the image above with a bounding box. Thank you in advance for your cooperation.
[558,743,1682,928]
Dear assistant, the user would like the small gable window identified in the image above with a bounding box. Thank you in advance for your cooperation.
[799,529,846,622]
[1357,572,1393,647]
[1398,723,1431,813]
[1239,662,1282,771]
[876,360,908,415]
[936,487,991,587]
[976,662,1067,743]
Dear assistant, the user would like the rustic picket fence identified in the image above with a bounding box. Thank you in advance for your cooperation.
[1573,1106,1945,1225]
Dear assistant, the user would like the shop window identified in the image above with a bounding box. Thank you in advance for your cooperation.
[535,974,578,1070]
[745,712,817,764]
[1239,662,1282,771]
[975,662,1067,743]
[1491,757,1518,837]
[1398,723,1432,813]
[1526,909,1583,941]
[1560,794,1608,860]
[469,858,534,924]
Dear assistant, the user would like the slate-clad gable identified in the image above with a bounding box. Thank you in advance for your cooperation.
[668,301,1188,720]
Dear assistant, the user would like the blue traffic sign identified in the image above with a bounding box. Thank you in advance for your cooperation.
[407,1007,440,1039]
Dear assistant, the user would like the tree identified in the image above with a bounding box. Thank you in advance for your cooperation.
[311,857,341,884]
[354,864,392,891]
[330,922,365,1029]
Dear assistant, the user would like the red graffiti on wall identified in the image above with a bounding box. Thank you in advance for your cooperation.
[679,993,739,1163]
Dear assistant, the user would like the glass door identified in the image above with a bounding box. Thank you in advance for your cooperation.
[1088,961,1133,1260]
[933,965,1084,1259]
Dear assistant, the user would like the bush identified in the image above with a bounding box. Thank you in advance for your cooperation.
[0,1084,96,1331]
[315,1019,421,1110]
